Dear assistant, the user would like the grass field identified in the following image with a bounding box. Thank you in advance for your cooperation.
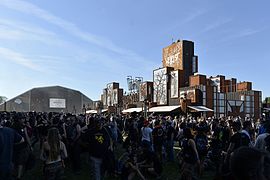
[22,144,215,180]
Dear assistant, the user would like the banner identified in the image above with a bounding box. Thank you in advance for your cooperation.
[170,70,179,98]
[162,41,183,70]
[49,98,66,108]
[112,89,118,105]
[107,83,113,106]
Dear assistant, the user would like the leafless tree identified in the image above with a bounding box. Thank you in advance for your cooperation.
[153,69,167,105]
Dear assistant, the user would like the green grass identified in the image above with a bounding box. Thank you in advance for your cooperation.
[22,144,215,180]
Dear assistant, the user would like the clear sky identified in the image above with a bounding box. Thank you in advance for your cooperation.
[0,0,269,101]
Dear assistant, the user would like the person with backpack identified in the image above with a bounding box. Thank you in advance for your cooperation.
[180,128,201,180]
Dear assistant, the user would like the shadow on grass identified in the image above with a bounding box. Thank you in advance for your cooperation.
[23,144,215,180]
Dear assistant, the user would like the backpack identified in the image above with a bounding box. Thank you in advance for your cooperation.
[195,134,208,153]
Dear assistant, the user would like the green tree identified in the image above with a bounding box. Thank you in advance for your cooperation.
[264,97,270,104]
[0,96,7,104]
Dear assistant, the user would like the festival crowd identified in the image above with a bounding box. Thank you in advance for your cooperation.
[1,111,270,180]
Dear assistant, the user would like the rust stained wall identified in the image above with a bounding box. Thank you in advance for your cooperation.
[237,82,252,92]
[218,76,226,93]
[206,85,214,117]
[210,75,225,93]
[118,89,123,105]
[189,74,207,86]
[224,78,237,93]
[162,40,195,86]
[162,41,183,70]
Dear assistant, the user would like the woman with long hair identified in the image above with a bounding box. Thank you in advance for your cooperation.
[179,127,201,180]
[40,128,67,180]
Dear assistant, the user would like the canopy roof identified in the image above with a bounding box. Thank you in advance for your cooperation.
[122,107,142,113]
[188,106,213,112]
[86,109,108,114]
[148,105,180,113]
[263,107,270,111]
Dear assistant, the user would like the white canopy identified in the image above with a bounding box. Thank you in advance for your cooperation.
[188,106,213,112]
[86,109,108,114]
[148,105,180,113]
[122,107,142,113]
[86,110,97,114]
[263,108,270,111]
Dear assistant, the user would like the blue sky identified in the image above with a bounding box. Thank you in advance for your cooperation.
[0,0,269,101]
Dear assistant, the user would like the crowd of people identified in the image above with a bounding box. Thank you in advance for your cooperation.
[1,111,270,180]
